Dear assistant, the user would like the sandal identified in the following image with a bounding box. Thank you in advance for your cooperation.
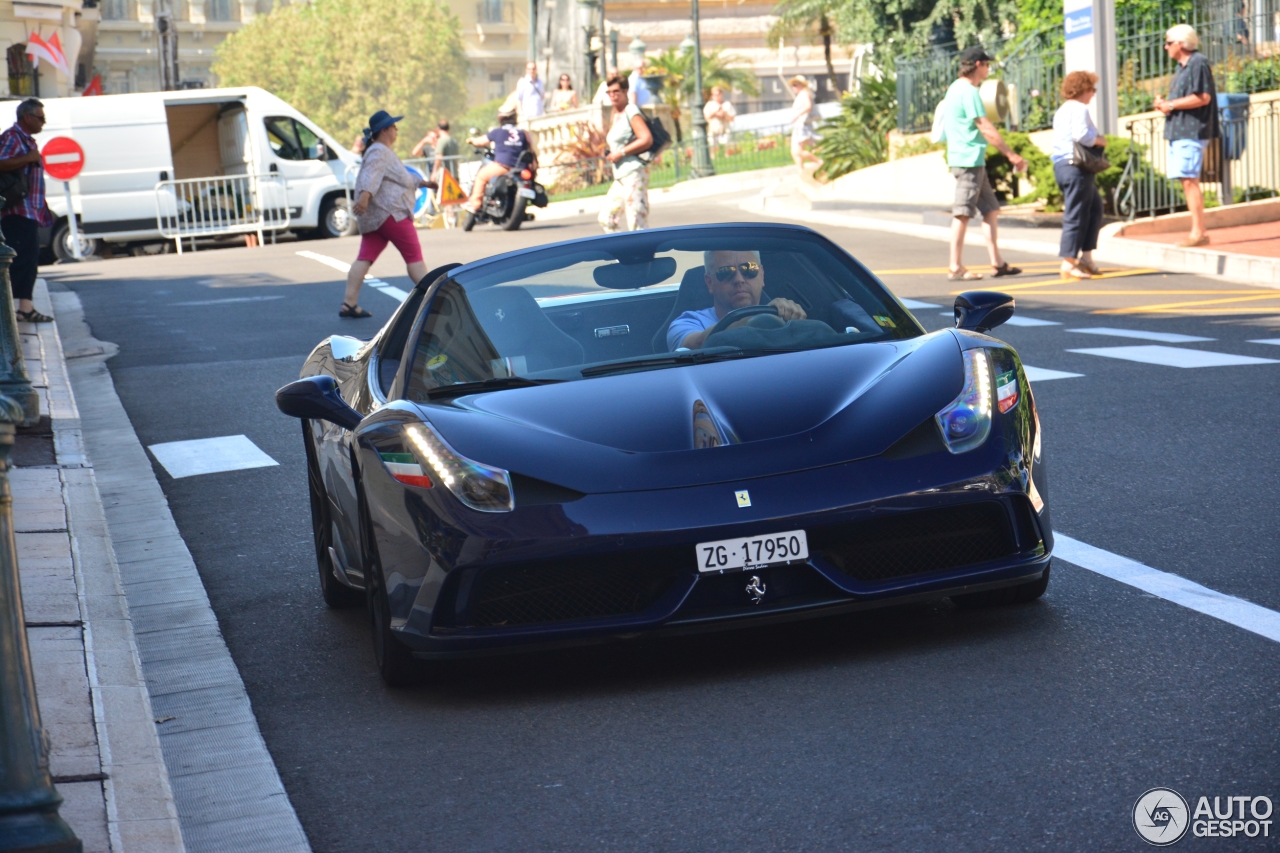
[339,303,372,319]
[1060,260,1091,280]
[15,308,53,323]
[1078,260,1103,276]
[947,268,984,281]
[992,263,1023,277]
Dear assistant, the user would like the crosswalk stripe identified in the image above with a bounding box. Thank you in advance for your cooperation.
[148,435,278,479]
[1055,534,1280,645]
[1067,345,1280,368]
[1067,327,1213,343]
[295,250,410,303]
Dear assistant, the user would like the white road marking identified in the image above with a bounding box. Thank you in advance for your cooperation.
[148,435,279,479]
[172,295,287,306]
[1067,345,1279,368]
[1003,315,1061,327]
[1067,327,1213,343]
[295,250,410,302]
[1055,534,1280,645]
[1248,338,1280,346]
[1023,366,1083,382]
[900,298,940,309]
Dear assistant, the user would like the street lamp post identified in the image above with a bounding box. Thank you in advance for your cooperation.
[686,0,714,178]
[609,29,619,74]
[0,225,80,853]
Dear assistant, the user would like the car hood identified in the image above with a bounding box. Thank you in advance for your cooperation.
[417,331,963,494]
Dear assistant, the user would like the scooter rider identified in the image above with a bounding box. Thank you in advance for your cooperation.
[461,108,537,231]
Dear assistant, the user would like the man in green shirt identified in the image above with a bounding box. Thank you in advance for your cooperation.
[943,46,1027,281]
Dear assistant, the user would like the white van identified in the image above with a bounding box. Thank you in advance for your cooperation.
[0,86,359,259]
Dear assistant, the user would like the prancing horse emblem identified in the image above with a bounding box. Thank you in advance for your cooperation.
[495,308,505,321]
[745,575,766,604]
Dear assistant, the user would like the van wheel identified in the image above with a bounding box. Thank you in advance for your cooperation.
[52,220,98,262]
[129,242,172,257]
[318,197,357,239]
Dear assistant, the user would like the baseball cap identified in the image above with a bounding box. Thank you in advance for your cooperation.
[959,46,995,63]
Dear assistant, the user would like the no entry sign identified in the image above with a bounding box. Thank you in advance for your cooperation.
[41,136,85,181]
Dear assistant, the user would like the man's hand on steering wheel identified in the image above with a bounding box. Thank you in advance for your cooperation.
[769,298,806,321]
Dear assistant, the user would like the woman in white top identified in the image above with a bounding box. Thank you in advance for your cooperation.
[1051,71,1107,279]
[788,75,821,168]
[598,74,654,233]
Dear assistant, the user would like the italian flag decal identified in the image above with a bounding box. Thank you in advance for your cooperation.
[379,452,433,488]
[996,370,1019,414]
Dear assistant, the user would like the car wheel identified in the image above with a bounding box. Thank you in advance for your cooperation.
[303,422,363,609]
[952,564,1051,610]
[51,220,98,262]
[359,483,422,687]
[318,196,357,239]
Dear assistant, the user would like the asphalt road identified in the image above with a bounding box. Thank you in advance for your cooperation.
[47,196,1280,852]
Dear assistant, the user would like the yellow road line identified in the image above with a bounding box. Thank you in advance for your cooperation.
[997,289,1272,296]
[876,262,1063,275]
[1093,292,1280,314]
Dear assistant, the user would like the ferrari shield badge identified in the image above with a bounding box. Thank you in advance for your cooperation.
[735,490,751,508]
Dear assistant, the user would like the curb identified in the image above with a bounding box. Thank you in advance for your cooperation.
[1095,221,1280,288]
[536,165,795,222]
[25,279,186,852]
[48,286,312,853]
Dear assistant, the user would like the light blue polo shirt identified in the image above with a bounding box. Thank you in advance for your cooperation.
[666,307,719,350]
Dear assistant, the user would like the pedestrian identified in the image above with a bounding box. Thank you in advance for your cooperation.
[351,134,366,155]
[342,110,435,318]
[629,58,654,107]
[703,86,736,146]
[599,75,654,233]
[514,61,546,121]
[551,74,579,111]
[0,98,53,323]
[432,120,458,183]
[592,67,620,106]
[942,47,1027,281]
[1051,71,1107,280]
[1154,24,1218,248]
[787,76,821,170]
[410,128,438,159]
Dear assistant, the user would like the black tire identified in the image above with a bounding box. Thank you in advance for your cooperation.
[129,242,172,257]
[303,422,363,609]
[501,195,527,231]
[359,483,422,687]
[952,564,1051,610]
[317,196,357,239]
[51,219,98,262]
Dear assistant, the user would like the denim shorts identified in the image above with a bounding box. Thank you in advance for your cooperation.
[1168,138,1208,180]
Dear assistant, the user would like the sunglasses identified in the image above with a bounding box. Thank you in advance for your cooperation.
[714,261,761,282]
[1164,40,1176,46]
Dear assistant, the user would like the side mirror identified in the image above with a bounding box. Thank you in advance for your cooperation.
[275,375,362,431]
[954,291,1015,333]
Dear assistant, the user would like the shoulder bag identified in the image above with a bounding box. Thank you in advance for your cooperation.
[0,136,32,207]
[1069,140,1111,174]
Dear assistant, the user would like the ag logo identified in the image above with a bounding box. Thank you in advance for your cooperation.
[1134,788,1190,846]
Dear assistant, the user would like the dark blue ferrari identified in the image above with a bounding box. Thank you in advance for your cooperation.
[277,224,1052,685]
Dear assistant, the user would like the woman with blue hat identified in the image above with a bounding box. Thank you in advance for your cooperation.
[340,109,436,318]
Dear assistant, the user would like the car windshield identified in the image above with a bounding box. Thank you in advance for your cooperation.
[404,227,921,400]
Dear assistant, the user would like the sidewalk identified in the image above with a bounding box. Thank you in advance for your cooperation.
[15,278,312,853]
[15,282,184,852]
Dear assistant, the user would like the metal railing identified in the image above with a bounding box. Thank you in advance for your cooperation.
[1116,93,1280,219]
[896,0,1280,133]
[155,174,290,254]
[544,126,794,201]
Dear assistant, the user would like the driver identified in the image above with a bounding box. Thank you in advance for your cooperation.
[461,108,537,230]
[666,250,807,350]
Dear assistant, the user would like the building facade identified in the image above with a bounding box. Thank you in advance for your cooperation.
[2,0,97,98]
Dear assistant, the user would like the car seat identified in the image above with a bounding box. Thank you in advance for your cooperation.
[467,286,585,372]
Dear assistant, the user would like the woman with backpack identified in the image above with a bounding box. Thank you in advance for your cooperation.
[599,74,654,233]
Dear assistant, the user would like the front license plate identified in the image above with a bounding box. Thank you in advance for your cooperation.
[697,530,809,573]
[519,187,537,199]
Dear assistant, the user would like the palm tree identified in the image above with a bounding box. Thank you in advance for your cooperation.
[768,0,845,95]
[647,47,760,112]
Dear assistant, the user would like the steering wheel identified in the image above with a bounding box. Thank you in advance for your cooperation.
[706,304,780,337]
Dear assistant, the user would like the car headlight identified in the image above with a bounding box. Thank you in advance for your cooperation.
[403,422,514,512]
[935,349,992,454]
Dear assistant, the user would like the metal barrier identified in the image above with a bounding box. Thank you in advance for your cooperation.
[545,126,794,201]
[896,0,1280,134]
[1116,93,1280,220]
[155,174,290,254]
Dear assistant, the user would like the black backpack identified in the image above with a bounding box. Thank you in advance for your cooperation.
[637,112,672,164]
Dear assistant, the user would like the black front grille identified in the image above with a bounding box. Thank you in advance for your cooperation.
[812,501,1018,583]
[465,548,691,628]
